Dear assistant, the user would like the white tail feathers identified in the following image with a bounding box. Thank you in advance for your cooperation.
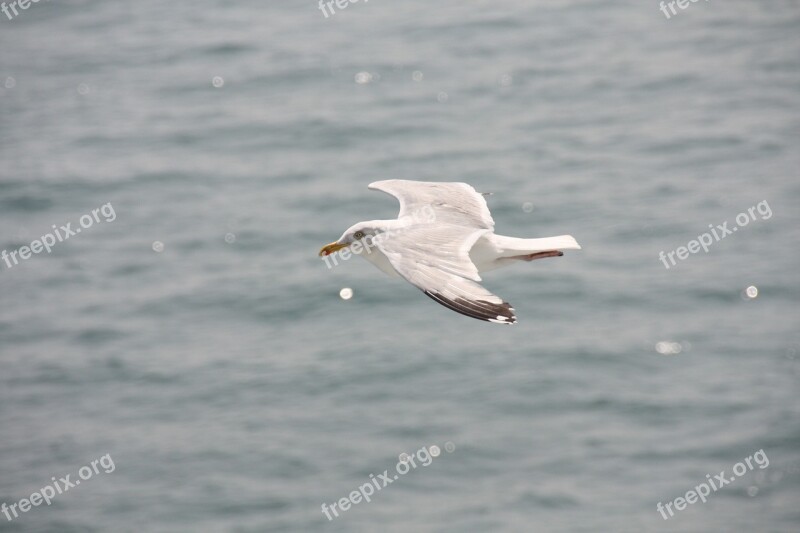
[493,234,581,255]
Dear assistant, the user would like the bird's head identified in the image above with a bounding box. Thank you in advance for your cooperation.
[318,222,379,257]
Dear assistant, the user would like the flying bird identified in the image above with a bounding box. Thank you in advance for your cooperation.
[319,180,581,324]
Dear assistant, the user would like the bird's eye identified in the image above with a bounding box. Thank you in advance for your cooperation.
[354,231,365,240]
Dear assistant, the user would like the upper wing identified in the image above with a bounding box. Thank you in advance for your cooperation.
[369,179,494,230]
[374,224,516,324]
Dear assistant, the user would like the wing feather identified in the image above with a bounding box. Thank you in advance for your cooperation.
[369,179,494,230]
[374,224,516,324]
[365,180,513,324]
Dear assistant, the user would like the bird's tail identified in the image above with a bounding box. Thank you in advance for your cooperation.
[492,234,581,257]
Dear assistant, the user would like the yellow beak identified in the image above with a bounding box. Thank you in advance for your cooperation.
[319,241,349,257]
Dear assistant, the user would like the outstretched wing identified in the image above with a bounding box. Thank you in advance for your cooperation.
[374,224,516,324]
[369,179,495,230]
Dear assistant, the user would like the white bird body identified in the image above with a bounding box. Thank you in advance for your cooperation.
[358,226,579,276]
[319,180,581,324]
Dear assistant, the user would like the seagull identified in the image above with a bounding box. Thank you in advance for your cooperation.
[319,180,581,324]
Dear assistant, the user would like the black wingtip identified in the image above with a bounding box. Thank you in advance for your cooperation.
[423,290,517,324]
